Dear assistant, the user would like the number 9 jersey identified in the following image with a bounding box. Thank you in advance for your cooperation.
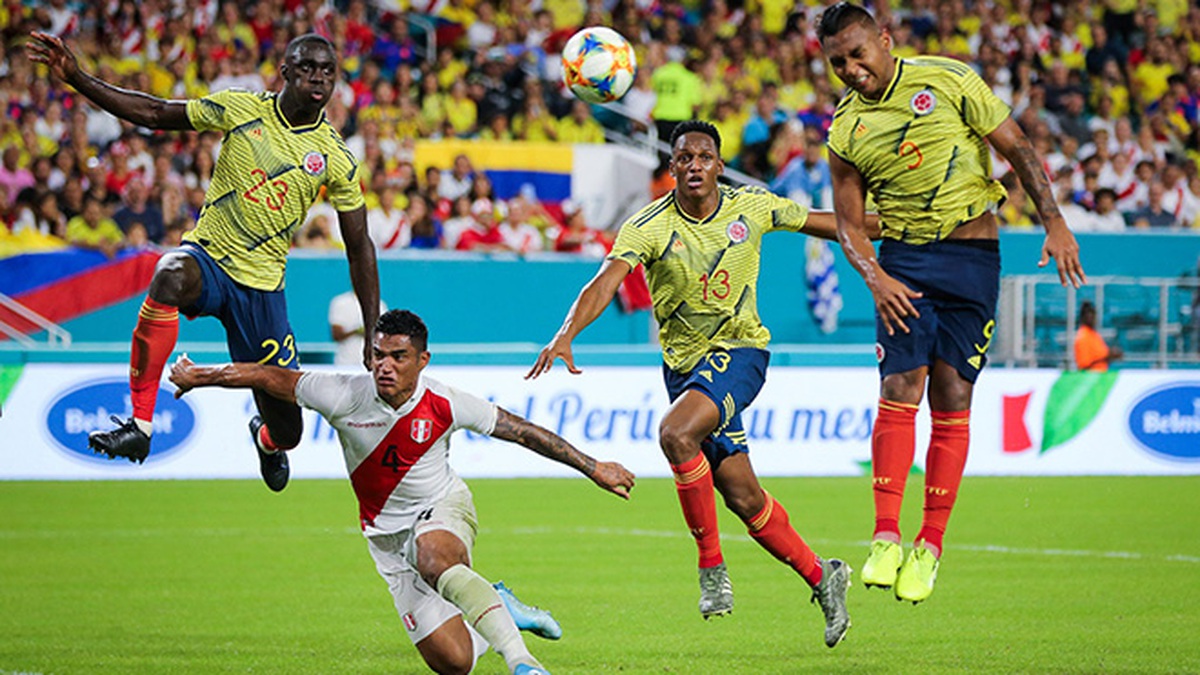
[608,185,811,373]
[184,89,365,291]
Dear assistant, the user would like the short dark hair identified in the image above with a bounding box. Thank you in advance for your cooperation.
[285,33,336,60]
[817,2,878,42]
[375,310,429,352]
[670,120,722,155]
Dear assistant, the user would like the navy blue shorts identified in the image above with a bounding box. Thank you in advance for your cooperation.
[662,348,770,468]
[876,238,999,384]
[179,243,300,369]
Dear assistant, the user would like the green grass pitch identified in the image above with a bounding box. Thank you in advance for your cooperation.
[2,475,1198,674]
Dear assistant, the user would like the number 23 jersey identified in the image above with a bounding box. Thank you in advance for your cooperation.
[295,371,497,537]
[608,185,811,373]
[184,89,365,291]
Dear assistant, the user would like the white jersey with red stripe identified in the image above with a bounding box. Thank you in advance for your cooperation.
[294,371,498,537]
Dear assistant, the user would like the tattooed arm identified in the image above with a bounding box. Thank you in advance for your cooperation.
[988,117,1087,288]
[490,408,635,499]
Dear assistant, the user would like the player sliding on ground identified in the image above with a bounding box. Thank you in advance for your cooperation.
[27,31,380,493]
[817,2,1086,603]
[170,310,635,675]
[528,121,873,648]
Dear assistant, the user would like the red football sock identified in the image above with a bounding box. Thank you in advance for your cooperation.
[872,398,918,541]
[918,409,971,558]
[671,453,722,568]
[745,490,822,587]
[129,298,179,427]
[258,423,281,452]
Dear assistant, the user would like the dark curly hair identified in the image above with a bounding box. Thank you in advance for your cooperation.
[670,120,722,156]
[375,310,429,352]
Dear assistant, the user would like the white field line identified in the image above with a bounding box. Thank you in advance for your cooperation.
[503,526,1200,564]
[3,525,1197,564]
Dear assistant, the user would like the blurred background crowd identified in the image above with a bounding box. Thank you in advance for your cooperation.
[0,0,1198,261]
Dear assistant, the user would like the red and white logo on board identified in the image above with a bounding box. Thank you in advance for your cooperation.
[402,612,417,631]
[726,220,748,244]
[411,418,433,443]
[910,89,937,116]
[302,151,326,176]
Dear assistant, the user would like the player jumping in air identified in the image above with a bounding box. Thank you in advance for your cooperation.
[27,32,380,492]
[528,121,871,648]
[817,2,1086,603]
[170,309,635,675]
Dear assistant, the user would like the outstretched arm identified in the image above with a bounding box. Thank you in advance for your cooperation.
[526,258,632,378]
[829,150,922,335]
[169,356,300,403]
[490,408,635,499]
[337,206,380,370]
[803,209,881,242]
[27,32,192,131]
[987,117,1086,288]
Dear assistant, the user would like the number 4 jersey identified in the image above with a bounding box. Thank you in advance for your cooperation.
[184,89,365,291]
[608,185,812,373]
[294,371,498,537]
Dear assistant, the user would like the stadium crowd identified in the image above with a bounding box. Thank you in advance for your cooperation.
[0,0,1198,261]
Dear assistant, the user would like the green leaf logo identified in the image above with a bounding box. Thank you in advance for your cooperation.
[1041,371,1118,453]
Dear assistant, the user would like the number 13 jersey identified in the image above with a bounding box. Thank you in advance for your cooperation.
[609,185,811,373]
[184,89,365,291]
[295,371,498,537]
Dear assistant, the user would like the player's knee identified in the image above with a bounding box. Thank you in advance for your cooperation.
[658,423,701,464]
[266,423,302,450]
[722,487,766,521]
[880,372,924,404]
[420,642,474,675]
[148,253,200,307]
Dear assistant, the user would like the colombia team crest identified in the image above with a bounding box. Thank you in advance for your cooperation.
[411,418,433,443]
[726,220,749,244]
[302,150,326,176]
[910,89,937,116]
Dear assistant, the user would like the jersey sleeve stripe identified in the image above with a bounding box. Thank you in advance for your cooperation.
[881,60,905,102]
[630,195,673,228]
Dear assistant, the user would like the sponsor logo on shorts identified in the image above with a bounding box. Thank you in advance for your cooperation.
[726,220,749,244]
[402,612,417,632]
[1127,384,1200,461]
[411,418,433,443]
[46,378,195,463]
[302,150,326,176]
[910,89,937,115]
[874,343,885,363]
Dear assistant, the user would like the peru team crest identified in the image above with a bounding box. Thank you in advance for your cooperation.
[411,418,433,443]
[402,612,418,632]
[910,89,937,116]
[302,150,326,176]
[726,220,749,244]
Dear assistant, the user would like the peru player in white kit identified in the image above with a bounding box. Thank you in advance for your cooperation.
[170,310,636,675]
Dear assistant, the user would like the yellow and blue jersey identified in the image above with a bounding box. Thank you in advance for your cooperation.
[184,89,364,291]
[827,56,1010,244]
[608,185,810,372]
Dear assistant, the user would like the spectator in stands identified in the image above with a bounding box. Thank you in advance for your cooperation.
[1074,301,1123,372]
[66,195,124,258]
[328,290,388,367]
[405,193,441,250]
[1089,188,1128,232]
[771,126,833,208]
[1127,182,1178,228]
[553,199,611,258]
[22,190,67,238]
[441,195,475,250]
[513,80,559,142]
[499,197,545,254]
[114,177,165,244]
[0,146,33,207]
[456,198,511,252]
[439,154,475,202]
[651,50,701,143]
[368,183,408,251]
[556,100,606,144]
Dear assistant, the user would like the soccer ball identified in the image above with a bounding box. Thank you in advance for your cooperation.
[561,27,637,104]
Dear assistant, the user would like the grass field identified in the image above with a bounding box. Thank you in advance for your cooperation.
[2,476,1198,674]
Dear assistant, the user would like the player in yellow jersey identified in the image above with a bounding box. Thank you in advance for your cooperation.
[527,121,864,648]
[816,3,1086,604]
[28,33,380,491]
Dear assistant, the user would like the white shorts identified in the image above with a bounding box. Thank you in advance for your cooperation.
[367,484,479,644]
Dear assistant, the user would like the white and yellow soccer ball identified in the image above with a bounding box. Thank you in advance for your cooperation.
[561,27,637,104]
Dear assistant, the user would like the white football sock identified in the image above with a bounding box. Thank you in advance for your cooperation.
[436,564,538,672]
